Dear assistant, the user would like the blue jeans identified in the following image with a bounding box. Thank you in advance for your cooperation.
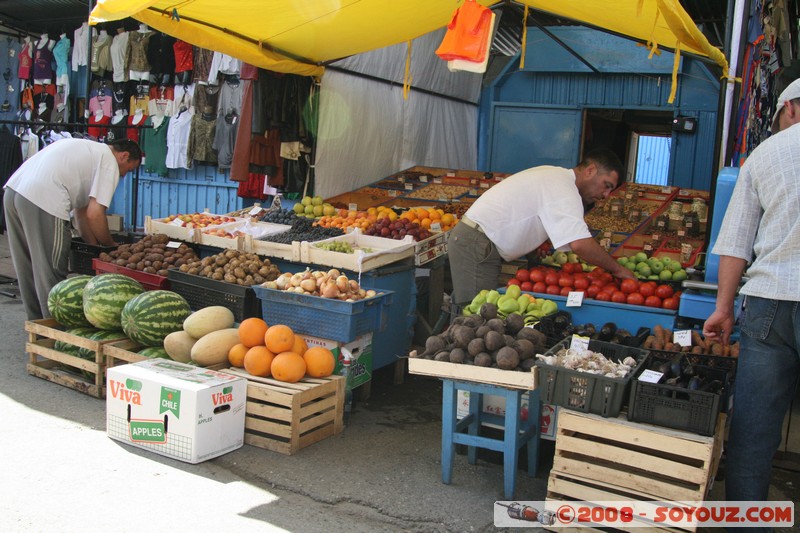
[726,296,800,512]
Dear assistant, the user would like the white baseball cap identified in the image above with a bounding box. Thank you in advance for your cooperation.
[771,78,800,133]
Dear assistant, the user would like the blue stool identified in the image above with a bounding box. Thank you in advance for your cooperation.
[441,379,540,499]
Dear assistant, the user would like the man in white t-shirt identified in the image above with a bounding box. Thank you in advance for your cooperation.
[3,138,141,320]
[448,148,635,305]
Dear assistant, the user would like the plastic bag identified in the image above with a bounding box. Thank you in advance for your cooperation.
[435,0,494,63]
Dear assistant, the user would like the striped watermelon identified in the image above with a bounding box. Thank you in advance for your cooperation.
[138,346,170,359]
[83,274,145,330]
[121,290,192,347]
[54,326,98,355]
[78,329,126,359]
[48,276,92,327]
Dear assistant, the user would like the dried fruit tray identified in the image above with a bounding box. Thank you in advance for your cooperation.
[301,230,415,272]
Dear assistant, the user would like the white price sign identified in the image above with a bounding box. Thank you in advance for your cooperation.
[431,222,442,232]
[348,203,358,212]
[389,190,398,197]
[170,218,184,227]
[673,330,692,347]
[569,334,590,352]
[248,205,262,216]
[438,196,448,203]
[638,369,664,383]
[446,172,455,177]
[479,181,490,189]
[419,175,428,182]
[166,241,182,249]
[433,177,443,184]
[566,291,584,307]
[405,183,413,191]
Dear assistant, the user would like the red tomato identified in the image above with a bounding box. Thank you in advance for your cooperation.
[590,278,607,289]
[595,292,611,301]
[639,282,657,298]
[532,281,547,293]
[507,278,521,287]
[662,296,680,310]
[586,285,601,298]
[545,271,559,286]
[520,281,533,292]
[560,263,573,274]
[573,277,590,290]
[560,286,572,297]
[620,278,639,294]
[645,295,663,308]
[546,284,561,295]
[529,269,545,283]
[601,272,614,283]
[600,284,616,295]
[611,291,627,303]
[655,284,675,299]
[558,274,574,288]
[626,292,645,306]
[515,269,530,282]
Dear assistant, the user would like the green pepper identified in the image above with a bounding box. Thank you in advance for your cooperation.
[517,296,530,313]
[506,284,521,300]
[486,290,501,305]
[541,300,558,316]
[498,297,519,315]
[470,293,487,308]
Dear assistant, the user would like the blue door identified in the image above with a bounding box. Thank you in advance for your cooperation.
[489,105,583,173]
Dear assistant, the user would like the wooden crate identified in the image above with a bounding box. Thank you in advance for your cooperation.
[25,319,126,398]
[104,339,228,370]
[219,368,345,455]
[544,410,725,532]
[408,355,537,390]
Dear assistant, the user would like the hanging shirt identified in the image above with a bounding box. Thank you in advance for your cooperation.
[217,78,244,117]
[91,33,113,75]
[127,112,147,143]
[165,109,193,170]
[71,23,94,71]
[212,113,238,169]
[207,52,241,83]
[18,41,33,81]
[146,33,176,78]
[52,36,70,80]
[187,113,217,165]
[87,114,111,140]
[172,83,195,115]
[32,43,55,80]
[148,85,175,117]
[110,31,130,82]
[88,86,113,117]
[174,40,194,73]
[111,82,130,114]
[193,48,213,83]
[127,31,152,72]
[140,115,170,177]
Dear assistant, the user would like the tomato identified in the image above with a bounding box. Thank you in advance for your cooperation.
[600,271,614,283]
[545,271,560,286]
[573,277,590,290]
[546,284,561,295]
[662,296,680,310]
[529,269,545,283]
[590,278,607,289]
[639,281,657,298]
[645,295,663,308]
[595,291,611,301]
[611,291,627,303]
[560,286,572,297]
[620,278,639,294]
[520,281,533,292]
[558,274,574,288]
[507,278,521,287]
[600,284,616,295]
[560,262,574,274]
[532,281,547,293]
[515,269,530,282]
[655,284,675,299]
[585,285,601,298]
[626,292,645,306]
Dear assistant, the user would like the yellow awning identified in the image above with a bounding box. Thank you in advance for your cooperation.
[90,0,728,78]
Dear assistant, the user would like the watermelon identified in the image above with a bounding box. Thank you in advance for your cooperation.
[48,276,93,327]
[121,290,192,346]
[77,329,126,359]
[83,274,145,330]
[137,346,170,359]
[54,326,98,355]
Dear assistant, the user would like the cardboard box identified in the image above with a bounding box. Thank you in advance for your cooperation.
[106,359,247,464]
[456,390,558,440]
[301,333,373,390]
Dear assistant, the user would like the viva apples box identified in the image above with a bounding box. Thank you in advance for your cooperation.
[106,359,247,464]
[301,333,372,390]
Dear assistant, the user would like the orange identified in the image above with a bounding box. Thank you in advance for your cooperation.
[238,317,268,348]
[441,213,455,226]
[271,351,307,383]
[292,335,308,356]
[228,343,248,368]
[264,324,295,353]
[303,347,335,378]
[243,345,275,377]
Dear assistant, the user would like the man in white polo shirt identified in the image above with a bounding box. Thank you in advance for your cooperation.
[448,148,634,306]
[3,138,141,320]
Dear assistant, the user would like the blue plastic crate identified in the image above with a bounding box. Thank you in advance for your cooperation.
[252,285,393,343]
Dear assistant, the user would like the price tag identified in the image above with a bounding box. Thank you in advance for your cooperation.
[686,221,693,228]
[652,233,660,241]
[348,203,358,212]
[611,205,619,212]
[431,222,442,232]
[638,369,664,383]
[657,220,665,228]
[570,334,590,352]
[469,178,478,186]
[625,192,634,200]
[480,181,490,189]
[495,175,504,182]
[603,231,612,238]
[644,243,653,251]
[677,229,686,237]
[170,218,184,227]
[446,172,455,177]
[438,196,448,203]
[405,183,413,191]
[566,291,584,307]
[248,205,262,216]
[673,330,692,347]
[419,175,428,183]
[433,177,443,184]
[166,241,182,249]
[661,187,672,193]
[389,190,398,197]
[397,176,405,183]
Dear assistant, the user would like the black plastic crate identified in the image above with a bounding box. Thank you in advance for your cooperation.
[535,339,649,417]
[69,233,143,275]
[167,269,261,322]
[627,352,731,436]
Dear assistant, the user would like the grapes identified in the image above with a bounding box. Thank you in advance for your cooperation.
[258,217,344,244]
[316,241,355,254]
[260,209,299,225]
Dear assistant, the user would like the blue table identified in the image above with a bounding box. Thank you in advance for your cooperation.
[441,379,541,499]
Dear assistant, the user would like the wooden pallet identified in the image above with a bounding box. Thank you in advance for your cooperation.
[25,319,126,398]
[408,355,536,390]
[544,410,725,532]
[219,368,345,455]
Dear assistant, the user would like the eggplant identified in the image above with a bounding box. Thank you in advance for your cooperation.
[699,379,722,393]
[657,361,672,378]
[687,376,703,391]
[670,354,683,378]
[598,322,618,341]
[682,364,696,378]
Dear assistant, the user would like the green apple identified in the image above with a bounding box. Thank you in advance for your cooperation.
[659,269,673,281]
[635,252,649,264]
[666,260,682,273]
[567,252,579,263]
[304,205,315,214]
[311,196,324,206]
[672,269,688,282]
[292,203,305,214]
[636,263,652,277]
[650,260,664,274]
[312,205,324,216]
[322,204,336,216]
[617,257,627,264]
[301,196,313,206]
[647,275,660,280]
[625,261,637,271]
[553,251,568,265]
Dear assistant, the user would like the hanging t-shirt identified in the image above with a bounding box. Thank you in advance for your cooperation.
[127,112,147,143]
[146,33,176,79]
[187,113,217,164]
[90,34,113,75]
[17,41,33,80]
[88,86,113,117]
[212,113,238,169]
[52,37,70,80]
[32,43,55,80]
[140,115,170,176]
[165,110,193,170]
[87,114,111,140]
[110,31,130,82]
[174,40,194,73]
[127,31,152,72]
[148,85,174,117]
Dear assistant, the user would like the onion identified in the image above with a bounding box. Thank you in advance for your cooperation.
[262,281,278,290]
[349,280,360,292]
[290,273,304,287]
[336,275,349,292]
[328,268,341,278]
[365,289,377,298]
[321,283,340,299]
[300,278,317,292]
[358,289,366,298]
[275,274,291,290]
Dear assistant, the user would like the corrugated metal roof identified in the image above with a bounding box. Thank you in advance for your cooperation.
[0,0,92,35]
